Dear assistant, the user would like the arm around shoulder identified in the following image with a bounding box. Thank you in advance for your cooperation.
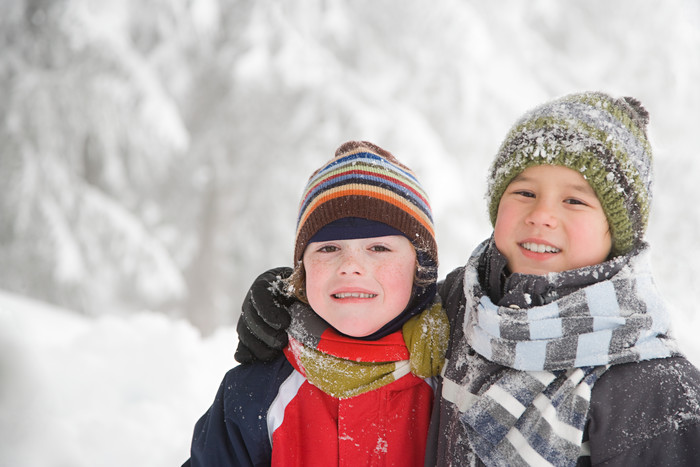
[437,266,466,323]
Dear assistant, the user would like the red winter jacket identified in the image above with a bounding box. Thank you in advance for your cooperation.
[273,334,435,466]
[186,329,436,467]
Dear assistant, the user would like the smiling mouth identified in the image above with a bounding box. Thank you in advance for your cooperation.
[520,242,561,253]
[332,292,377,299]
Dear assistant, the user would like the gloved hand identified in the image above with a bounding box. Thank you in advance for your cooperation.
[234,266,295,363]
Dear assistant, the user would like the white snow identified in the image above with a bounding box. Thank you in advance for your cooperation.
[0,293,236,466]
[2,1,700,466]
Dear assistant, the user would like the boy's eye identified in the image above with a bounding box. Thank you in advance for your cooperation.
[317,245,339,253]
[369,245,391,252]
[564,198,587,206]
[514,190,535,198]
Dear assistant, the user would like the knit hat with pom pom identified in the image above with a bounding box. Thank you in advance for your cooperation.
[486,92,653,257]
[295,140,437,267]
[293,140,438,340]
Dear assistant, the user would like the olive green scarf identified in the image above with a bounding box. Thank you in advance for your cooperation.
[284,301,448,399]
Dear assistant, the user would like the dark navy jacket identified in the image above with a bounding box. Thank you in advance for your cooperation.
[184,336,435,466]
[183,357,293,467]
[425,266,700,466]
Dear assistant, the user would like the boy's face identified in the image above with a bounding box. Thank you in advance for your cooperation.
[303,235,416,337]
[494,165,612,275]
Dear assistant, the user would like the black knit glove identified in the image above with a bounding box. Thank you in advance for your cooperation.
[234,266,295,363]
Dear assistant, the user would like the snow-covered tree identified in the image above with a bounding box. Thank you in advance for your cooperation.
[1,0,699,336]
[0,0,188,316]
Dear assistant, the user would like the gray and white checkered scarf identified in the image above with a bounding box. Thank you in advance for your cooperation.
[459,239,679,466]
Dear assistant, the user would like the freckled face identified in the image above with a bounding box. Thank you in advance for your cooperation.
[494,165,612,275]
[303,235,416,337]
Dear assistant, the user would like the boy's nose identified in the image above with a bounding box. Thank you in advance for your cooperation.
[338,250,365,275]
[526,201,558,228]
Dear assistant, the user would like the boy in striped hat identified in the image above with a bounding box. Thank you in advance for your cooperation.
[185,141,448,466]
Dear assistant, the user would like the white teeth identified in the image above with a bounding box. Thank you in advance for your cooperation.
[333,292,376,299]
[521,242,560,253]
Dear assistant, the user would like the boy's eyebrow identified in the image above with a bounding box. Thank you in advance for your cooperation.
[511,172,597,195]
[510,173,532,183]
[568,181,597,195]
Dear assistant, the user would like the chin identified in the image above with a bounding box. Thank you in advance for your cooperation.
[334,323,380,338]
[339,328,376,337]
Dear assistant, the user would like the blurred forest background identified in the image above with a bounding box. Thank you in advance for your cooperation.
[2,0,699,337]
[4,1,700,465]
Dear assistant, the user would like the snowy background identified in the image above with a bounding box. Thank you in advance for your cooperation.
[2,0,700,465]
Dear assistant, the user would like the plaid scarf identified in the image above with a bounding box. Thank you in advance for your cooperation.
[284,300,448,399]
[459,240,678,466]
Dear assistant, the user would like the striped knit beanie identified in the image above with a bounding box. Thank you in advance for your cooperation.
[486,92,653,257]
[295,140,437,267]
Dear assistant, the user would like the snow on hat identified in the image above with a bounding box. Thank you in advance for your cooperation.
[486,92,653,257]
[294,140,437,267]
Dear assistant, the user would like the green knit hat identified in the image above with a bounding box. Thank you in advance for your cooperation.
[486,92,653,257]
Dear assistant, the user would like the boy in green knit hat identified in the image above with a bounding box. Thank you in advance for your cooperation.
[235,92,700,466]
[426,92,700,466]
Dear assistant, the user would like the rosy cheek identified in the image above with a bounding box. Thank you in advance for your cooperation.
[303,259,328,295]
[378,262,414,287]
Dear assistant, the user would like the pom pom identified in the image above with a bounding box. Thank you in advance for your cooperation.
[622,96,650,127]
